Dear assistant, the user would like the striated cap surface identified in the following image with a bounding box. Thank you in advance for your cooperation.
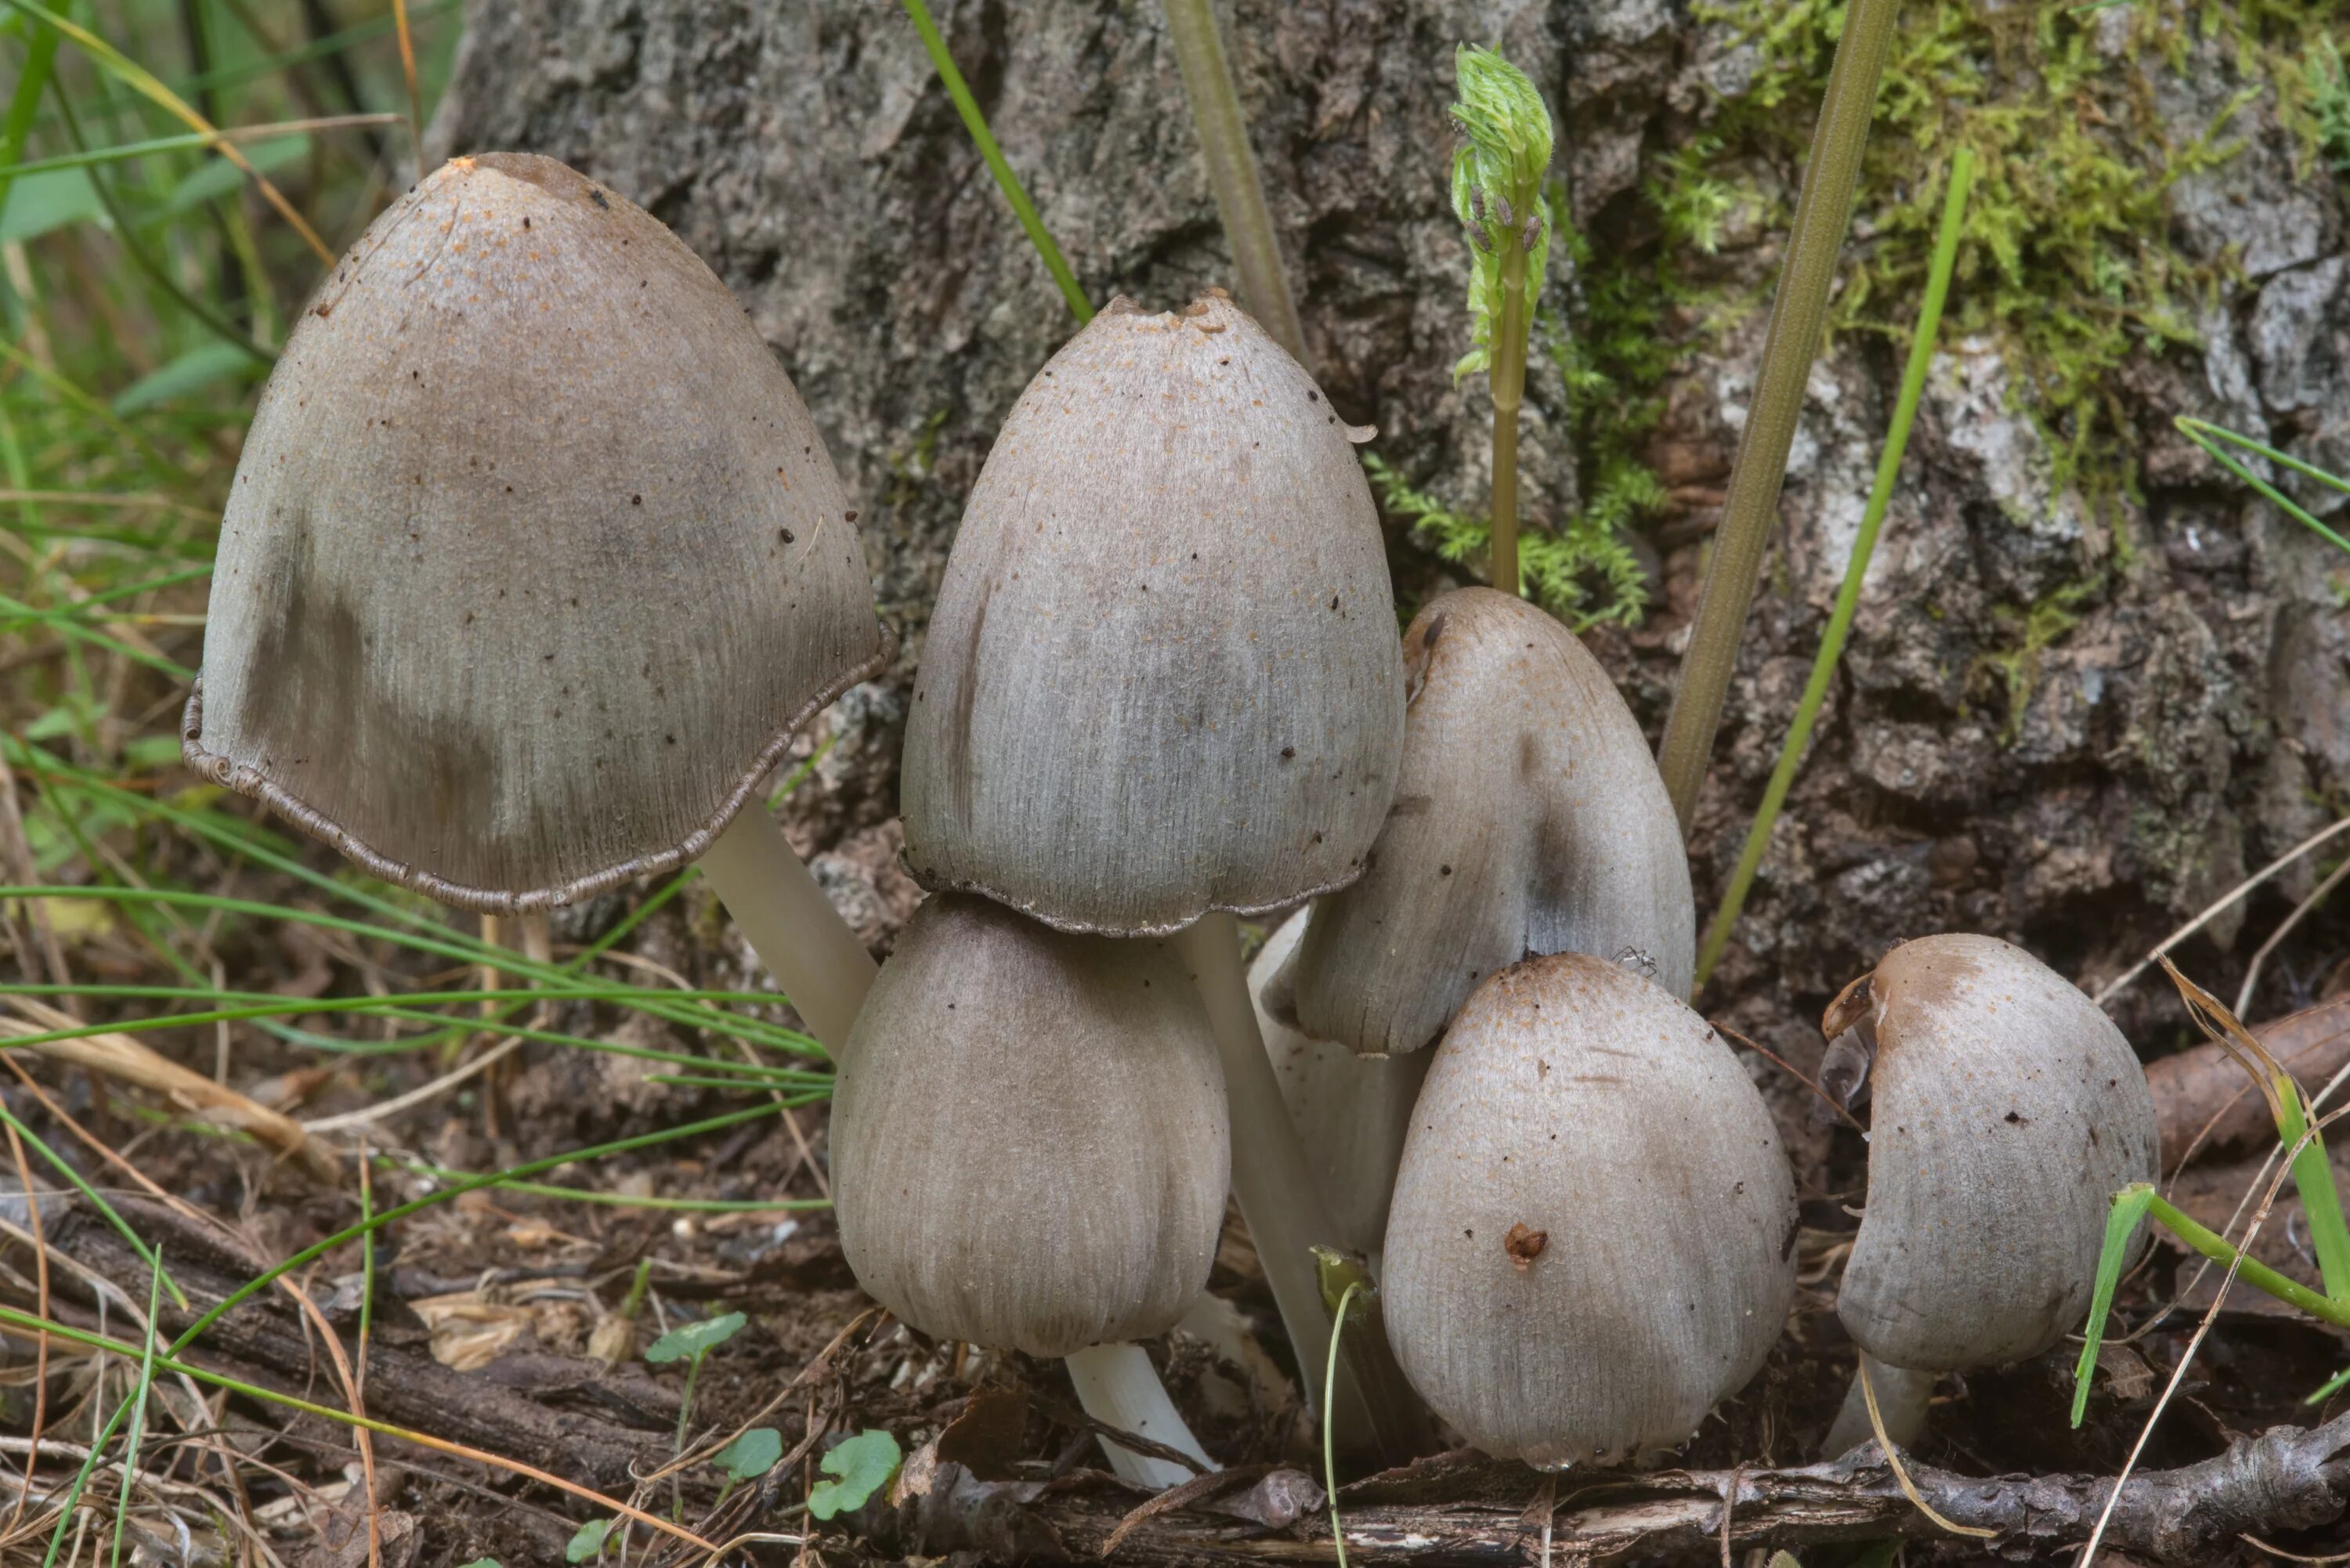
[831,894,1229,1358]
[1835,933,2159,1372]
[1271,587,1692,1055]
[1383,952,1795,1468]
[900,292,1404,936]
[184,153,889,911]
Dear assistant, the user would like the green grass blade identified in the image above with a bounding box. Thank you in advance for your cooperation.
[898,0,1090,325]
[1696,146,1976,988]
[2070,1182,2156,1427]
[2176,417,2350,557]
[0,0,63,219]
[107,1251,164,1568]
[2274,1076,2350,1302]
[0,1097,184,1309]
[1322,1280,1361,1568]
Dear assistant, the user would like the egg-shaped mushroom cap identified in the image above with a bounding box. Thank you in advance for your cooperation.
[1270,588,1692,1056]
[182,154,889,912]
[899,292,1405,936]
[1835,934,2158,1373]
[1252,908,1428,1257]
[1383,952,1795,1468]
[832,894,1230,1358]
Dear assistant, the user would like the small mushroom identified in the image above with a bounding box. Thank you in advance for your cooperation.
[182,154,888,1046]
[833,894,1227,1486]
[1250,908,1427,1263]
[899,290,1409,1441]
[1819,934,2160,1453]
[900,291,1403,938]
[1268,587,1693,1059]
[1382,952,1796,1468]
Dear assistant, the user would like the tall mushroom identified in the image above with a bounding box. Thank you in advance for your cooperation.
[831,894,1227,1487]
[1383,951,1796,1467]
[899,291,1408,1435]
[182,154,888,1049]
[1267,585,1694,1060]
[1818,934,2159,1453]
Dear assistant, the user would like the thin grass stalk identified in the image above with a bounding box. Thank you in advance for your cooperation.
[103,1255,163,1568]
[1488,244,1528,594]
[899,0,1092,326]
[2175,417,2350,557]
[1694,146,1974,988]
[0,114,402,179]
[1653,0,1904,836]
[0,0,64,213]
[1163,0,1305,361]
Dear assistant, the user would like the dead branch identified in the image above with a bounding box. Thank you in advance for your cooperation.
[872,1419,2350,1566]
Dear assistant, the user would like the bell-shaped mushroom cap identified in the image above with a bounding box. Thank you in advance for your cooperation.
[899,292,1405,936]
[1383,952,1795,1468]
[1252,909,1429,1258]
[832,894,1229,1358]
[1834,934,2158,1373]
[1269,587,1692,1057]
[183,154,888,912]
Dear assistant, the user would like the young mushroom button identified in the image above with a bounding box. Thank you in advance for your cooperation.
[1382,952,1797,1469]
[1819,933,2160,1453]
[180,153,888,1048]
[830,894,1227,1486]
[1266,586,1695,1059]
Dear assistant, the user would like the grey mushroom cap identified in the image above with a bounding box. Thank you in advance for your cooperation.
[1382,952,1796,1469]
[1268,587,1693,1056]
[1835,933,2159,1373]
[183,153,889,912]
[899,291,1405,936]
[831,894,1230,1358]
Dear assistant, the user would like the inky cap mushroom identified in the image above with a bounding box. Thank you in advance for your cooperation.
[1269,587,1693,1056]
[1383,952,1795,1467]
[831,894,1229,1358]
[183,153,889,912]
[899,291,1405,936]
[1830,934,2159,1378]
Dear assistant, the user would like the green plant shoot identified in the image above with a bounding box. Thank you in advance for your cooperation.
[2174,417,2350,559]
[564,1519,614,1563]
[808,1429,903,1520]
[1449,44,1555,598]
[646,1310,747,1453]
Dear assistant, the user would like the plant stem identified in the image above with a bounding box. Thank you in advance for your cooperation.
[695,808,879,1057]
[1694,146,1973,988]
[900,0,1093,327]
[2148,1194,2350,1329]
[1163,0,1306,362]
[1823,1351,1932,1455]
[1653,0,1904,836]
[1488,240,1529,595]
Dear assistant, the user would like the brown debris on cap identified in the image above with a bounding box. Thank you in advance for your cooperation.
[183,153,890,911]
[898,291,1405,936]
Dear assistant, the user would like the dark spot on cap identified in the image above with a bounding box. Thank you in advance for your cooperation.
[631,494,642,505]
[780,528,796,543]
[1503,1223,1547,1270]
[1280,746,1296,760]
[588,186,610,209]
[1307,390,1319,403]
[522,216,530,229]
[844,510,859,522]
[1439,865,1453,876]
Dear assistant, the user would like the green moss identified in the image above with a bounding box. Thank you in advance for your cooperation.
[1690,0,2342,504]
[1969,578,2102,742]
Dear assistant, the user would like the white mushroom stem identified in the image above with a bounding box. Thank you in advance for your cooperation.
[1066,1343,1216,1488]
[1176,912,1373,1431]
[1824,1353,1936,1457]
[696,807,879,1056]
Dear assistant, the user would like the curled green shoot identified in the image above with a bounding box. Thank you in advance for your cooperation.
[1448,45,1556,598]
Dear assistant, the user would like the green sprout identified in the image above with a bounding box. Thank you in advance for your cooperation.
[1448,44,1556,597]
[645,1310,748,1455]
[563,1519,614,1563]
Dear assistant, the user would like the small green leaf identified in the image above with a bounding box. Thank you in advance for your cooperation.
[714,1425,785,1481]
[457,1560,504,1567]
[643,1310,746,1364]
[1767,1554,1806,1568]
[2071,1182,2157,1427]
[807,1429,902,1520]
[563,1519,613,1563]
[0,166,102,244]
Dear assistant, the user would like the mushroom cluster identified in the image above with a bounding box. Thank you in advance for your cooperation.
[189,152,2168,1490]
